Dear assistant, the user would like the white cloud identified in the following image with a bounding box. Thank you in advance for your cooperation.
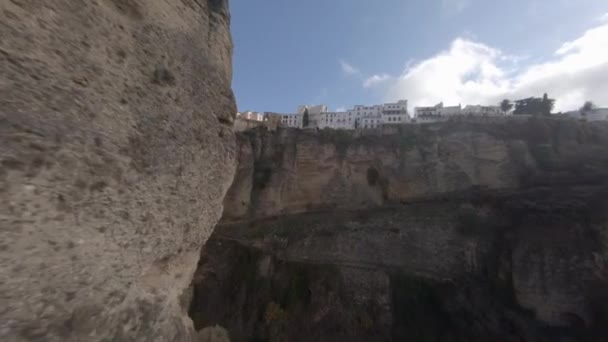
[336,106,346,112]
[363,74,391,88]
[384,21,608,112]
[600,12,608,22]
[339,59,359,75]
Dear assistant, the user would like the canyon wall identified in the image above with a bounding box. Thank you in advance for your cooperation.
[0,0,236,341]
[191,119,608,341]
[223,119,608,222]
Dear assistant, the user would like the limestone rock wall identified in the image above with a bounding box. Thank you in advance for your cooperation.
[209,192,608,337]
[224,120,608,223]
[0,0,236,341]
[212,119,608,335]
[223,128,521,222]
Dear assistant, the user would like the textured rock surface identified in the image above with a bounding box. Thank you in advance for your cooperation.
[224,119,608,223]
[195,196,608,341]
[193,119,608,341]
[0,0,236,341]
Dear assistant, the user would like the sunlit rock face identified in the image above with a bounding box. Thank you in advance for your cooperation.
[0,0,236,340]
[192,119,608,341]
[224,119,608,223]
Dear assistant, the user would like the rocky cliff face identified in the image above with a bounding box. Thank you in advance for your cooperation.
[191,119,608,341]
[223,119,608,222]
[0,1,235,341]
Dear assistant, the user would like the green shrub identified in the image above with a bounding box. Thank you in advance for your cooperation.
[264,301,288,325]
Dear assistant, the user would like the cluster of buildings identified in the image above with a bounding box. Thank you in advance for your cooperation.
[235,100,608,132]
[565,108,608,122]
[414,103,503,123]
[278,100,411,130]
[273,100,503,129]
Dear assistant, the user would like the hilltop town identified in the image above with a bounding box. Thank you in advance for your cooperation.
[236,98,608,131]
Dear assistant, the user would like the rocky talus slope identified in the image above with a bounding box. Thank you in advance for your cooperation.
[191,119,608,341]
[1,0,236,341]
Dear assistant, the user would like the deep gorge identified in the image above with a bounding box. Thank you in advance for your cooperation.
[189,119,608,341]
[3,1,608,341]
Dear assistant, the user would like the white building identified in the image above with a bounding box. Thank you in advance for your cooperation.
[441,104,463,116]
[415,103,461,123]
[360,116,382,129]
[298,104,328,116]
[358,101,410,129]
[462,105,502,116]
[298,104,327,129]
[414,102,443,123]
[566,108,608,122]
[237,110,264,121]
[320,112,350,129]
[280,113,302,128]
[278,101,410,130]
[588,108,608,121]
[381,100,410,125]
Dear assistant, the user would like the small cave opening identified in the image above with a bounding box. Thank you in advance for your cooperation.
[366,167,380,187]
[559,312,586,329]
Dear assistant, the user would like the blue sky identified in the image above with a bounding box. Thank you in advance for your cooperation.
[231,0,608,113]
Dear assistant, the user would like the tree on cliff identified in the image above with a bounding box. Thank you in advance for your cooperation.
[541,93,555,116]
[581,101,595,113]
[513,98,541,115]
[302,108,310,128]
[500,99,513,114]
[513,95,555,116]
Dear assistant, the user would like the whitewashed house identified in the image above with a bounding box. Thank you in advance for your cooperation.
[237,110,265,121]
[280,113,302,128]
[357,100,410,129]
[320,112,350,129]
[415,103,462,123]
[380,100,410,125]
[589,108,608,121]
[361,116,382,129]
[462,105,502,116]
[278,100,410,130]
[298,104,327,129]
[566,108,608,122]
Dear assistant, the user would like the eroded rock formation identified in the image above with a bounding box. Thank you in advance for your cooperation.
[223,119,608,222]
[191,119,608,341]
[0,0,236,340]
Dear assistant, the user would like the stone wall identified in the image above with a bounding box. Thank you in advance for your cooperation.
[0,0,236,340]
